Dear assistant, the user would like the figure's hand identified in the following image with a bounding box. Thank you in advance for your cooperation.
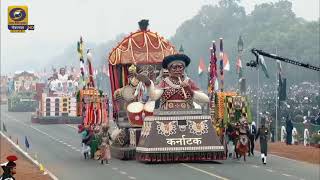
[180,81,190,88]
[136,73,151,86]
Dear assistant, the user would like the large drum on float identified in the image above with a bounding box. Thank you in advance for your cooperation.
[144,101,155,117]
[127,101,155,126]
[127,102,144,126]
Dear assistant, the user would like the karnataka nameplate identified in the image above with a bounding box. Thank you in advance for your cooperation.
[166,135,202,146]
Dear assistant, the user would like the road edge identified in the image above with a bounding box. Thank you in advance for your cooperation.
[0,131,59,180]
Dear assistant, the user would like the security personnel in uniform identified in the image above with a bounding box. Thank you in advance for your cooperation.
[255,117,269,165]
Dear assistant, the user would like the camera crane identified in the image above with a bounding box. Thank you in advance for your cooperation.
[247,48,320,71]
[246,48,319,142]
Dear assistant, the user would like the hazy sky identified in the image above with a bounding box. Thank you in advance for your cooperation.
[1,0,319,74]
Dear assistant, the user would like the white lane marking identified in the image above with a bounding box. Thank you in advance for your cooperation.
[120,171,127,175]
[251,165,259,168]
[4,114,78,152]
[282,173,292,177]
[181,163,229,180]
[4,113,138,179]
[266,169,274,172]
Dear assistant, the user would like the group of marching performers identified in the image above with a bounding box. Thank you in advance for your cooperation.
[225,115,269,164]
[78,123,111,164]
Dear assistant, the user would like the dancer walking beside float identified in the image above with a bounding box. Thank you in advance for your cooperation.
[98,124,112,164]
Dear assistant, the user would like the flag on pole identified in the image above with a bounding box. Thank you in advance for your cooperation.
[198,58,206,75]
[236,56,242,73]
[258,55,270,78]
[77,37,84,61]
[277,60,282,74]
[214,79,219,91]
[3,122,7,132]
[223,53,230,71]
[208,41,218,95]
[219,38,224,91]
[87,50,95,87]
[25,136,30,149]
[277,60,286,101]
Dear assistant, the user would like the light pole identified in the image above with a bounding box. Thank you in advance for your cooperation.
[257,67,260,127]
[275,47,279,142]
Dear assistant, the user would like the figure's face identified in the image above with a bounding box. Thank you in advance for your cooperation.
[168,62,185,78]
[12,167,16,175]
[163,70,169,78]
[60,69,65,75]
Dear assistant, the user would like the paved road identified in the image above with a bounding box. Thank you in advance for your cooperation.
[1,105,319,180]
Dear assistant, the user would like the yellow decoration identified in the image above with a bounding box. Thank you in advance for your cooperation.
[129,64,137,74]
[215,92,237,120]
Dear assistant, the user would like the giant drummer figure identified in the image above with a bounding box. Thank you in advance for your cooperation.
[137,54,209,110]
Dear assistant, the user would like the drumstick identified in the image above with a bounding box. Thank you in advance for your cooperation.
[178,77,187,99]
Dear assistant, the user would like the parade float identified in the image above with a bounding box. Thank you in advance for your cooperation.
[108,20,225,162]
[76,36,110,127]
[31,67,83,124]
[7,71,38,112]
[74,37,110,161]
[0,76,8,104]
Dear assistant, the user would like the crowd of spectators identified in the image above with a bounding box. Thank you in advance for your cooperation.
[226,81,320,125]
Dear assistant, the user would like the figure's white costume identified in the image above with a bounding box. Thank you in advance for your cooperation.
[281,126,286,142]
[58,74,68,83]
[292,127,298,144]
[303,128,310,146]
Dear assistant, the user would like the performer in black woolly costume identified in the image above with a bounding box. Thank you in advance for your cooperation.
[0,155,17,180]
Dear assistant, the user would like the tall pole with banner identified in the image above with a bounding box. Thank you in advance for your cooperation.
[237,36,244,94]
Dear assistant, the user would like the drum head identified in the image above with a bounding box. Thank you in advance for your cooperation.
[127,102,144,113]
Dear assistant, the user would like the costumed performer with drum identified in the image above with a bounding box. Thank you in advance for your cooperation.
[136,54,209,110]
